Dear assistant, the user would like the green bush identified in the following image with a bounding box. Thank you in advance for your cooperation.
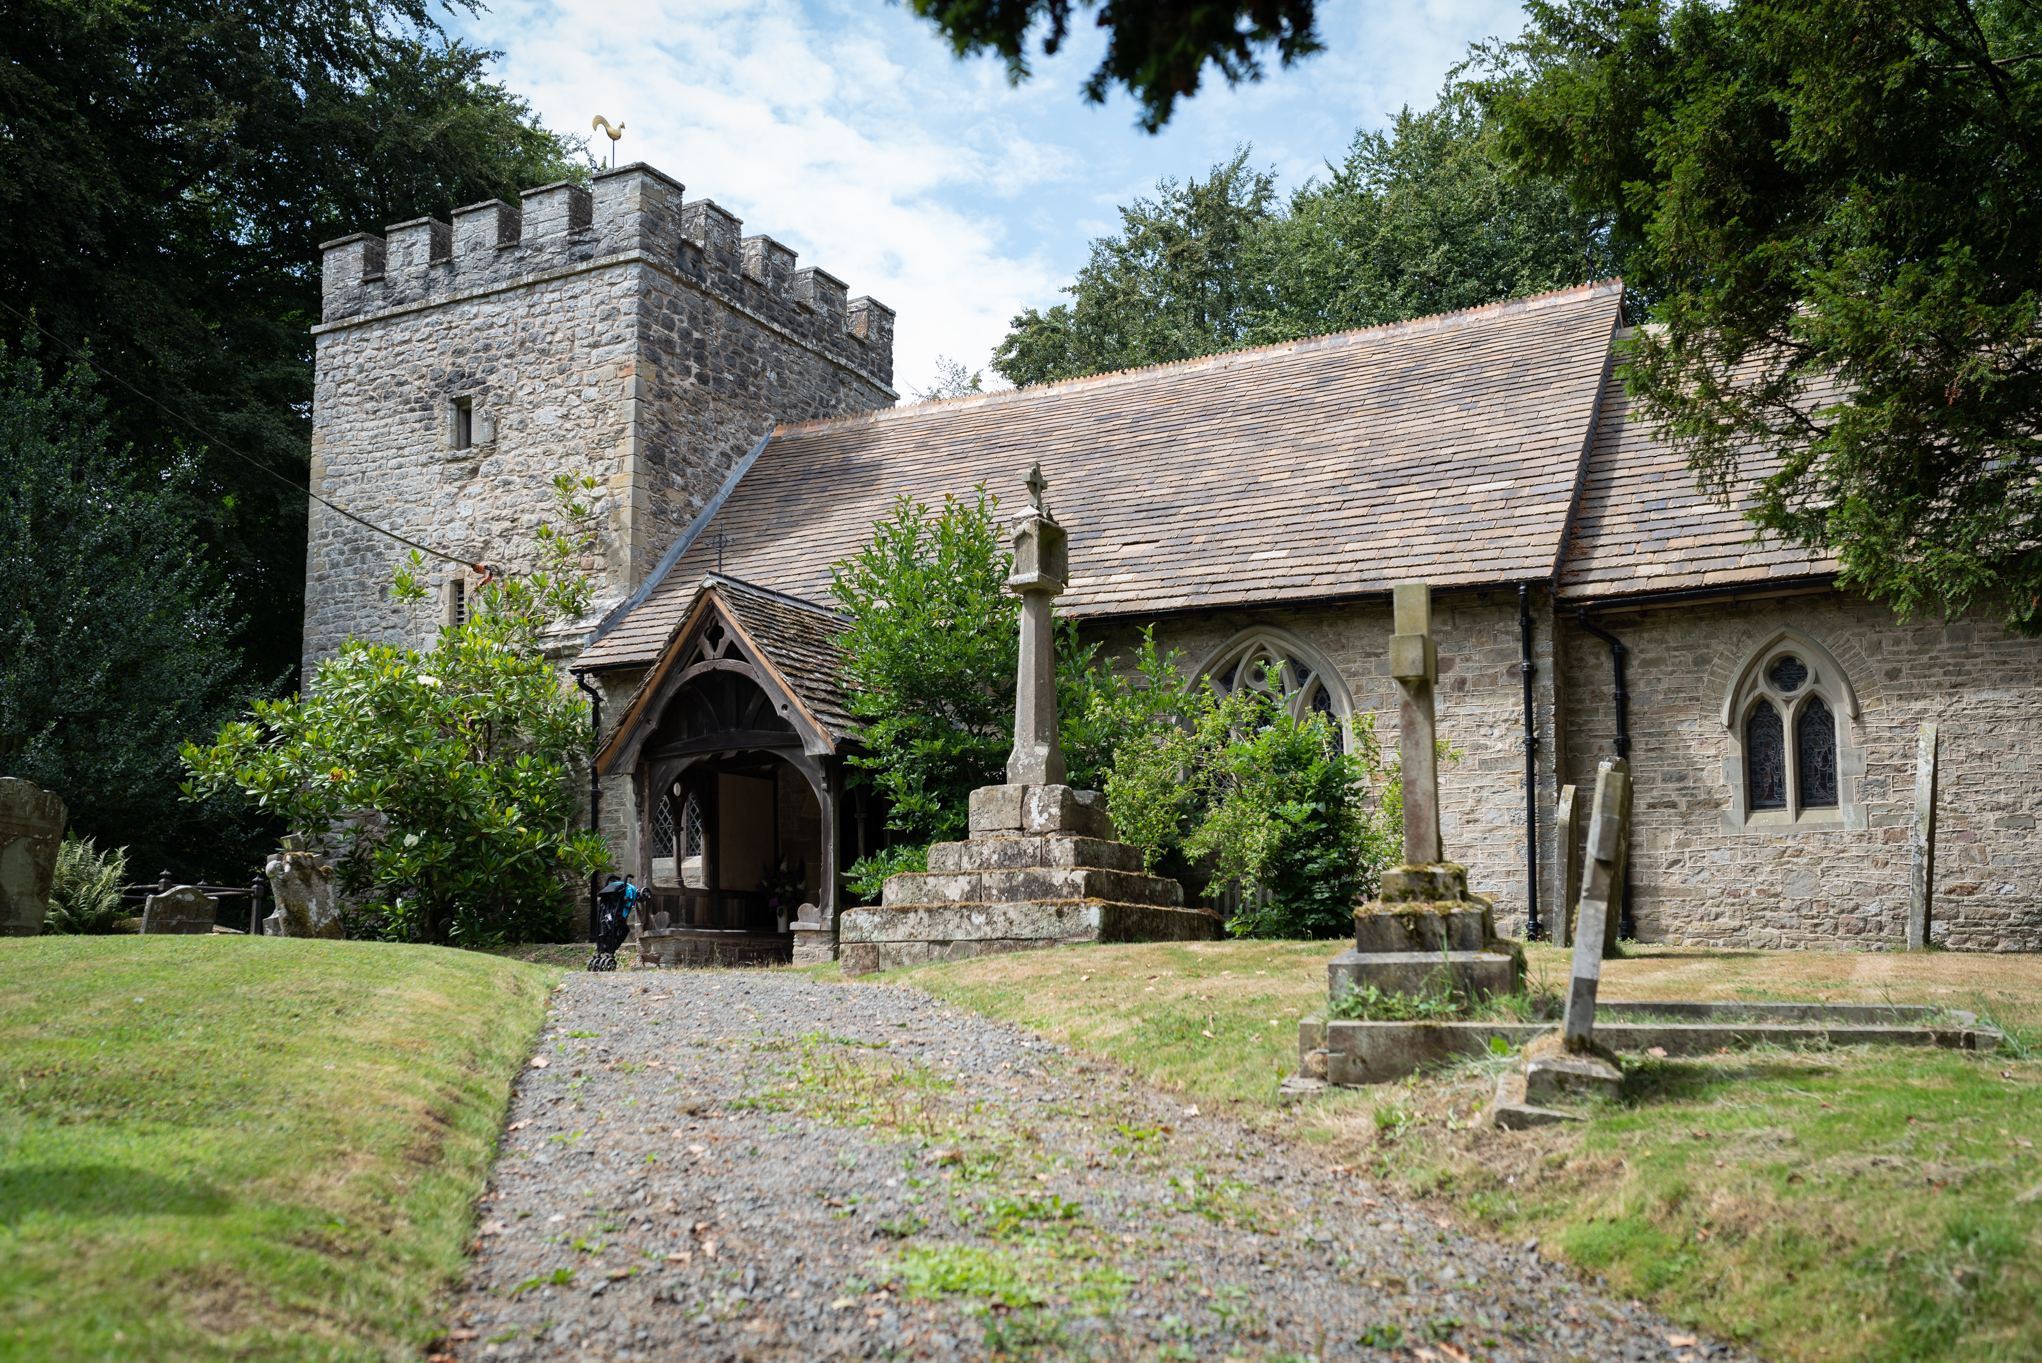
[41,836,129,935]
[1106,676,1398,938]
[182,477,612,946]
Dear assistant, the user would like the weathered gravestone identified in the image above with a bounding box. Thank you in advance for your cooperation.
[1909,722,1939,951]
[1522,758,1628,1104]
[1326,583,1523,1011]
[1552,783,1581,948]
[262,836,344,938]
[840,466,1219,975]
[141,884,219,935]
[0,777,66,937]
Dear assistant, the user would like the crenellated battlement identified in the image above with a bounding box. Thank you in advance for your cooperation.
[316,162,893,386]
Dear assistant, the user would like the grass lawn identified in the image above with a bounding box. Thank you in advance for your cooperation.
[846,939,2042,1363]
[0,935,558,1362]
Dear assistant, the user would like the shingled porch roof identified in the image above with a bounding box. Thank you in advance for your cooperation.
[578,281,1626,672]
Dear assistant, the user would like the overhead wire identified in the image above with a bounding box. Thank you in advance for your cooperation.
[0,297,479,570]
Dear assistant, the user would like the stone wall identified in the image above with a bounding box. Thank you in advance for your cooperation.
[305,163,895,682]
[1559,591,2042,952]
[1085,586,1565,940]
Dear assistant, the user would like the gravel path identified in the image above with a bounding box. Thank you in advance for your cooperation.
[436,971,1754,1363]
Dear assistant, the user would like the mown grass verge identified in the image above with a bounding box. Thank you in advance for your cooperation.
[0,936,558,1362]
[836,938,2042,1363]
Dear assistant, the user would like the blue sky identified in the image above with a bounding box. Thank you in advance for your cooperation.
[448,0,1528,395]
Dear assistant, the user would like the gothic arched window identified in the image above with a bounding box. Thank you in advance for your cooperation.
[1196,629,1354,747]
[1797,695,1838,808]
[1747,702,1787,810]
[1722,629,1863,829]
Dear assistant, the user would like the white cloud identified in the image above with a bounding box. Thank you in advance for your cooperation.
[452,0,1525,394]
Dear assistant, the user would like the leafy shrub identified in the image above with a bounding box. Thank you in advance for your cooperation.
[1107,677,1398,938]
[42,835,129,935]
[843,843,929,904]
[182,476,612,945]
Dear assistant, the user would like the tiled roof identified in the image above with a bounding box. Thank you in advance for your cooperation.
[709,575,857,739]
[1557,347,1833,600]
[578,281,1626,669]
[595,574,858,775]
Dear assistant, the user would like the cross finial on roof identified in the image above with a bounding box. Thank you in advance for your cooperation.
[711,528,733,573]
[1024,463,1047,513]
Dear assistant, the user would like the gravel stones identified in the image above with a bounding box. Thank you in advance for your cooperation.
[438,972,1750,1362]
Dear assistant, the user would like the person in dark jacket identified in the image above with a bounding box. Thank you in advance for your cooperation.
[590,874,632,971]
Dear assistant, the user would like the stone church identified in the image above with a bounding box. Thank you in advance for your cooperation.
[307,162,2041,960]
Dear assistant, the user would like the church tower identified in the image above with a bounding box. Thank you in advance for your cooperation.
[304,162,895,679]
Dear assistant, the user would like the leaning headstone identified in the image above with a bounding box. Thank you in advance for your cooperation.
[1592,755,1632,957]
[1564,763,1629,1036]
[1908,722,1939,950]
[840,467,1218,975]
[141,885,218,935]
[1518,759,1627,1107]
[0,777,66,937]
[262,835,344,938]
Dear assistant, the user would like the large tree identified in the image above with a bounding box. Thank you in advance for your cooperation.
[993,149,1277,386]
[1469,0,2042,632]
[0,1,585,876]
[992,107,1612,386]
[905,0,1321,131]
[0,1,586,693]
[1246,101,1622,343]
[0,348,252,878]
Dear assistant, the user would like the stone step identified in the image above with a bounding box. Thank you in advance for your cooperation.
[1327,947,1523,1004]
[881,865,1182,909]
[839,898,1222,975]
[926,835,1144,875]
[1351,905,1495,953]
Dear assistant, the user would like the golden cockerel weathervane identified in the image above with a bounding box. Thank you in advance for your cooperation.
[591,115,625,168]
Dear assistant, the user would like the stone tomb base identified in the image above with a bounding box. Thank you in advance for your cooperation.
[1331,862,1523,1005]
[840,784,1220,977]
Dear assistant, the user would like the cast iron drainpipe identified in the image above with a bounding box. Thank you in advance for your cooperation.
[572,670,603,943]
[1518,585,1541,941]
[1574,608,1634,940]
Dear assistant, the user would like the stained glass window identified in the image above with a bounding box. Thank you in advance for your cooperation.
[1767,655,1808,693]
[1747,702,1787,809]
[1797,696,1838,807]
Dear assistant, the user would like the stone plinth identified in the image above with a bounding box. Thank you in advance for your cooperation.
[791,902,834,965]
[0,778,65,937]
[141,886,218,935]
[1334,860,1524,1006]
[1522,1031,1623,1103]
[840,784,1219,976]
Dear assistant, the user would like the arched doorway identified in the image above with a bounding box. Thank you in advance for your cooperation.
[596,576,855,963]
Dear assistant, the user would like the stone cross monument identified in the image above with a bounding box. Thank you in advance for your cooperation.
[1317,583,1524,1061]
[1388,581,1443,863]
[1006,463,1069,787]
[839,465,1220,975]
